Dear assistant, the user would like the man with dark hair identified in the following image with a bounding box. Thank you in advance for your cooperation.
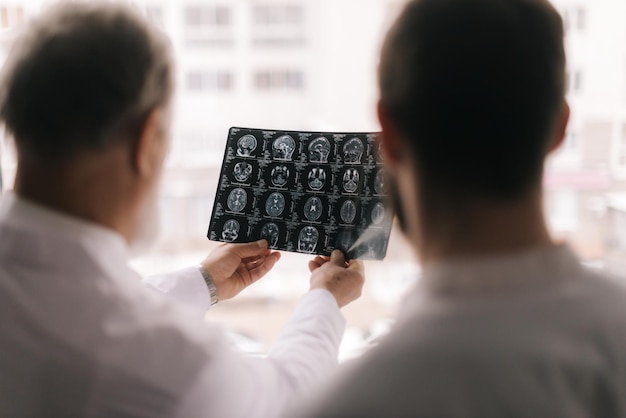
[298,0,626,416]
[0,3,364,417]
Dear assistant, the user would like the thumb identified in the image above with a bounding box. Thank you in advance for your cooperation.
[329,249,346,267]
[229,240,269,259]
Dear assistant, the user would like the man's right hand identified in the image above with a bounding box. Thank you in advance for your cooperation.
[308,250,365,308]
[200,240,280,302]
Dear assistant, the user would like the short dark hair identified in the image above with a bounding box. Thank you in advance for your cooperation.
[0,3,173,159]
[380,0,565,200]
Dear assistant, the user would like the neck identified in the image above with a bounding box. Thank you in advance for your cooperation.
[415,190,554,265]
[13,150,140,243]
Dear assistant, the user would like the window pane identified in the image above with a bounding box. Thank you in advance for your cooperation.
[253,4,303,26]
[1,8,9,29]
[184,6,201,26]
[214,6,230,26]
[184,5,231,27]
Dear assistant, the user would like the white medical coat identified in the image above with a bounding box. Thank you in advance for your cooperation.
[298,245,626,417]
[0,193,346,418]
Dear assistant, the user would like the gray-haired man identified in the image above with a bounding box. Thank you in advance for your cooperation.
[0,3,364,417]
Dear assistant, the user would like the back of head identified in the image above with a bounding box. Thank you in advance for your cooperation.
[380,0,565,201]
[0,2,173,161]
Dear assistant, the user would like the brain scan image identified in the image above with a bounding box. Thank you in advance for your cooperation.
[342,168,360,193]
[227,188,247,213]
[233,162,253,183]
[308,137,331,163]
[236,135,257,157]
[343,137,364,164]
[363,238,384,259]
[222,219,240,242]
[337,229,356,252]
[377,141,385,161]
[304,197,323,221]
[260,222,280,248]
[272,135,296,160]
[211,128,393,259]
[340,199,357,224]
[265,192,286,218]
[270,165,290,187]
[298,226,319,253]
[308,168,327,191]
[374,170,386,195]
[371,202,386,225]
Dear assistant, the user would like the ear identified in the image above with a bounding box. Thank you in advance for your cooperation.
[377,100,406,167]
[547,101,570,155]
[132,108,168,178]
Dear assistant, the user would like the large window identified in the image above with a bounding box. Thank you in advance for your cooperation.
[2,0,626,357]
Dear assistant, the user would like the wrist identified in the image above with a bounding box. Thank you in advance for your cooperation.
[309,285,338,303]
[198,264,219,306]
[307,288,341,308]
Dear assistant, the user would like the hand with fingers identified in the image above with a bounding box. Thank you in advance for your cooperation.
[308,250,365,308]
[200,240,281,301]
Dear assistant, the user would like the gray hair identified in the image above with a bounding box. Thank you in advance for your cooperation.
[0,1,174,159]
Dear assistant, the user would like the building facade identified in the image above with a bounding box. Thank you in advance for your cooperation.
[0,0,625,274]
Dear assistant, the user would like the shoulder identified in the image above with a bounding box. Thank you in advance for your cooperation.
[0,223,229,416]
[297,270,626,418]
[578,267,626,298]
[295,321,465,418]
[562,267,626,325]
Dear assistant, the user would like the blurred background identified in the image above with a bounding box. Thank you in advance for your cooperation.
[1,0,625,359]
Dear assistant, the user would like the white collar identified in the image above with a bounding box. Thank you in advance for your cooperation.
[418,244,583,296]
[0,191,130,266]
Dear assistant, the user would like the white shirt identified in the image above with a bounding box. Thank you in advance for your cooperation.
[297,245,626,417]
[0,194,346,418]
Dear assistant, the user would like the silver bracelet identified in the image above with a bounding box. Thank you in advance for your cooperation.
[198,265,219,306]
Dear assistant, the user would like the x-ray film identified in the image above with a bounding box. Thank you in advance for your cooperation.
[207,127,394,260]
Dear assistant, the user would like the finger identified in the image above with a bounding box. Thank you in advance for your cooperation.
[243,256,263,266]
[329,249,346,267]
[347,259,365,275]
[245,258,264,270]
[244,250,279,270]
[228,240,269,259]
[248,252,281,282]
[245,254,273,271]
[309,254,331,272]
[309,260,322,273]
[242,249,272,264]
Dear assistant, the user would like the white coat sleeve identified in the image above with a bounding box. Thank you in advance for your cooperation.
[175,288,346,418]
[142,267,210,315]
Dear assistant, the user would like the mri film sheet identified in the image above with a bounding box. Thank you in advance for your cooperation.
[207,127,394,260]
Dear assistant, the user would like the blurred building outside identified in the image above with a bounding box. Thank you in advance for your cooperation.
[1,0,626,356]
